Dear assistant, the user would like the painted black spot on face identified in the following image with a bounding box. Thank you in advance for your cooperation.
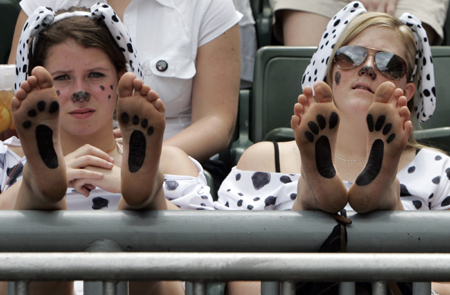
[110,85,113,90]
[335,71,341,85]
[71,91,91,103]
[100,85,105,91]
[56,90,61,96]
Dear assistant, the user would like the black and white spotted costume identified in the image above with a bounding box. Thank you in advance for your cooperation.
[216,2,450,211]
[216,148,450,211]
[8,4,215,211]
[0,137,214,210]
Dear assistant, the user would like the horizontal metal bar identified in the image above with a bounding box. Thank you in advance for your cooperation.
[0,252,449,282]
[0,211,449,253]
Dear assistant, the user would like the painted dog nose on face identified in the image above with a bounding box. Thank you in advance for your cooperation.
[71,91,91,103]
[358,65,377,80]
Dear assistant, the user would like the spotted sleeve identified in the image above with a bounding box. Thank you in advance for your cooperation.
[163,157,215,210]
[215,167,300,210]
[0,141,25,194]
[398,148,450,210]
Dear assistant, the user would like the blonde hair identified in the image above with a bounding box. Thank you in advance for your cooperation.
[326,12,425,150]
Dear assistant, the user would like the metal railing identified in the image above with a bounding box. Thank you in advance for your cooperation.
[1,210,449,294]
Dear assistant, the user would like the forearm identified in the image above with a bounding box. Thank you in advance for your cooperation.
[164,115,235,162]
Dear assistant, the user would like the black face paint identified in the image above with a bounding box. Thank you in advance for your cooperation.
[100,85,105,91]
[110,85,113,90]
[71,91,91,103]
[334,71,341,85]
[56,90,61,96]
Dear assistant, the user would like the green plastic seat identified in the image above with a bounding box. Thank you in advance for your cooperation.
[249,46,316,143]
[0,0,20,64]
[250,0,273,47]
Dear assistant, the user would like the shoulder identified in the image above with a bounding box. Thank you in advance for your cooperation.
[237,141,277,172]
[237,140,300,173]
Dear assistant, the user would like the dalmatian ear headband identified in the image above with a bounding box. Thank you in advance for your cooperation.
[15,2,143,92]
[301,1,436,122]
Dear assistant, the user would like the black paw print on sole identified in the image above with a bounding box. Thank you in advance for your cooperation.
[304,112,339,179]
[22,100,60,169]
[355,114,395,186]
[119,112,154,173]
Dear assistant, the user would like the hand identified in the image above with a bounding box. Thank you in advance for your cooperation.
[65,144,118,196]
[360,0,398,15]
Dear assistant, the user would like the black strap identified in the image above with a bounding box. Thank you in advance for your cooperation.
[273,141,281,173]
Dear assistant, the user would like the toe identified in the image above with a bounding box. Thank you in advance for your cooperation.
[153,98,166,113]
[118,72,137,98]
[374,81,396,103]
[32,66,54,89]
[314,81,333,103]
[290,114,300,130]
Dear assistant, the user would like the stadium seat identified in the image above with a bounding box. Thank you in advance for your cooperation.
[0,0,20,64]
[249,46,315,143]
[250,0,273,47]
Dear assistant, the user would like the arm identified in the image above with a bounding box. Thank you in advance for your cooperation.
[237,141,278,172]
[7,10,28,64]
[359,0,398,15]
[163,24,241,163]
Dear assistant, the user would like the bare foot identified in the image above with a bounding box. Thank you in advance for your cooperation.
[348,82,412,213]
[117,72,166,209]
[291,81,347,213]
[11,66,67,208]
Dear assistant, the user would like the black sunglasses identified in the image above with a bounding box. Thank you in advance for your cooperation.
[334,45,408,81]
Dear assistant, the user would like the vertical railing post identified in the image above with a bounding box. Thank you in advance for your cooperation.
[103,281,117,295]
[193,282,207,295]
[339,282,355,295]
[84,239,126,295]
[14,281,29,295]
[413,282,432,295]
[261,281,279,295]
[281,281,295,295]
[8,282,15,295]
[372,281,388,295]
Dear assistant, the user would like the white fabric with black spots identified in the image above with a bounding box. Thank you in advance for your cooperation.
[216,148,450,211]
[0,137,214,210]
